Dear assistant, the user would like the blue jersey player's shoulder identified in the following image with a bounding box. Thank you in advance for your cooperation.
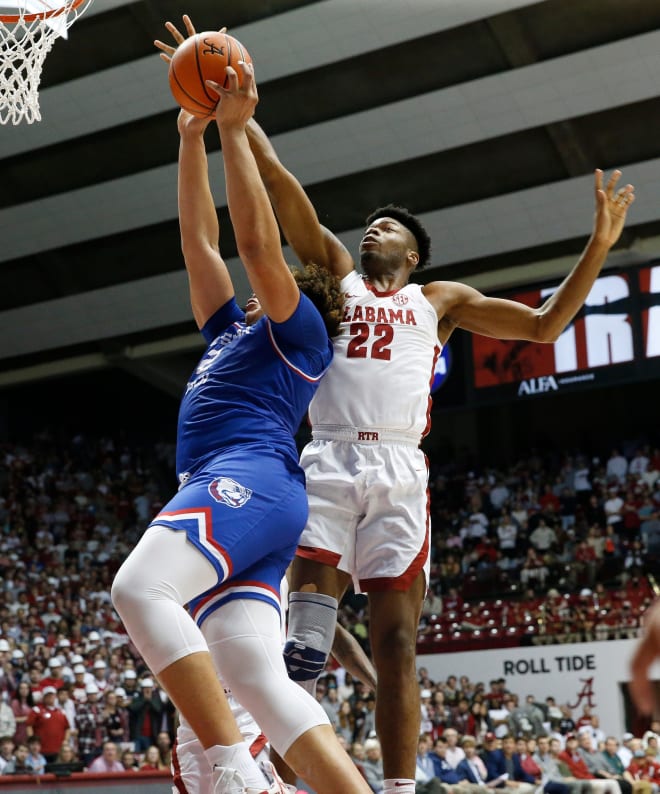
[201,297,245,344]
[269,293,331,357]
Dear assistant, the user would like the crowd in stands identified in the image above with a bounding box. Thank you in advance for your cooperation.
[0,430,658,784]
[326,669,660,794]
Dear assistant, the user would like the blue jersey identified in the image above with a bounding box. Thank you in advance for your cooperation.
[175,293,333,483]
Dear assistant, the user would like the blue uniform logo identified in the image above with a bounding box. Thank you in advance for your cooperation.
[208,477,253,508]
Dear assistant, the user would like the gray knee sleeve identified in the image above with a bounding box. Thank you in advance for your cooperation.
[283,591,338,695]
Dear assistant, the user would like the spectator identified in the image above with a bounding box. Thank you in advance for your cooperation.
[101,689,129,746]
[606,451,629,485]
[55,742,80,765]
[626,748,660,792]
[629,450,650,480]
[75,683,104,767]
[91,660,110,693]
[618,733,636,768]
[120,747,139,772]
[56,685,77,736]
[416,733,444,794]
[41,658,65,691]
[127,678,163,753]
[0,736,15,773]
[337,701,356,745]
[490,733,537,794]
[10,681,33,745]
[2,741,30,775]
[433,735,489,793]
[0,695,16,740]
[71,665,92,700]
[156,730,172,770]
[604,488,625,527]
[139,745,166,771]
[86,741,124,773]
[456,735,490,786]
[25,736,46,775]
[351,741,367,779]
[26,686,70,762]
[557,733,620,794]
[534,735,586,794]
[599,736,633,794]
[452,697,473,736]
[121,669,139,701]
[362,738,384,794]
[445,727,466,768]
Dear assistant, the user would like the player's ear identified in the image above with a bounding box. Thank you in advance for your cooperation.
[407,249,419,269]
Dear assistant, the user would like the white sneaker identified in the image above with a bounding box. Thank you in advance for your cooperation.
[259,760,297,794]
[211,765,271,794]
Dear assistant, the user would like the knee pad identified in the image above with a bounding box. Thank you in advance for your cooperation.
[283,640,328,684]
[284,591,338,695]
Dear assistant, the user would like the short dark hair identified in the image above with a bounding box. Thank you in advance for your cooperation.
[364,204,431,269]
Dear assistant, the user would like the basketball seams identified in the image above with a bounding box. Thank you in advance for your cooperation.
[170,63,214,114]
[196,34,219,105]
[222,33,231,90]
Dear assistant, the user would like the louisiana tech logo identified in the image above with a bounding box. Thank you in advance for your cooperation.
[208,477,253,508]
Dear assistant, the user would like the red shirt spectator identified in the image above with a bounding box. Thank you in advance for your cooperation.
[26,687,71,760]
[558,736,593,779]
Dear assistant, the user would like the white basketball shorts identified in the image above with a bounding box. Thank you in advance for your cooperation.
[297,439,431,593]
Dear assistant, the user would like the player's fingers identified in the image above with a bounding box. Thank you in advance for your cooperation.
[205,79,224,99]
[594,168,603,194]
[223,66,240,92]
[605,169,622,196]
[237,60,254,91]
[218,26,227,34]
[154,40,175,57]
[164,21,185,45]
[182,15,196,37]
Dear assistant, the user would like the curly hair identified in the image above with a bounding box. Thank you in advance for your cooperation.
[364,204,432,269]
[293,262,344,338]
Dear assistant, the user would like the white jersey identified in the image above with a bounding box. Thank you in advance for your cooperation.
[308,270,440,444]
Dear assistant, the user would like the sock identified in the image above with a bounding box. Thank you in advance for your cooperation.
[383,779,416,793]
[283,591,338,695]
[204,742,268,789]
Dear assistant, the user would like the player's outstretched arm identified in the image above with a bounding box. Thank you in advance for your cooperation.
[210,63,299,323]
[428,169,635,342]
[246,119,353,279]
[156,16,235,330]
[177,110,235,330]
[630,598,660,715]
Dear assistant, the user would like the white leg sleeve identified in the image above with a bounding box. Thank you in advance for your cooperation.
[204,598,330,757]
[111,525,218,674]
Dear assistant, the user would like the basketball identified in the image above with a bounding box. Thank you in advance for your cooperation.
[168,31,252,118]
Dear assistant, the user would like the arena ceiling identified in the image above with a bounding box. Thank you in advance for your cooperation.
[1,0,660,396]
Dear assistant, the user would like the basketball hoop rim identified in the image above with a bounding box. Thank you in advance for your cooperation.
[0,0,86,23]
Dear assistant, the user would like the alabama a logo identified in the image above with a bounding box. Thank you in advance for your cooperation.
[208,477,253,508]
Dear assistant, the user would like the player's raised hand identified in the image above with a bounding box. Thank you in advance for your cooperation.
[592,168,635,249]
[154,15,226,64]
[207,61,258,129]
[176,108,213,138]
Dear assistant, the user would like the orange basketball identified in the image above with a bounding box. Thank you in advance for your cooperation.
[168,31,252,118]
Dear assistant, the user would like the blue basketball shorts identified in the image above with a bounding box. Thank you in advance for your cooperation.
[149,446,307,628]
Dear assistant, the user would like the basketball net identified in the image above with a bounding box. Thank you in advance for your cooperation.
[0,0,94,125]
